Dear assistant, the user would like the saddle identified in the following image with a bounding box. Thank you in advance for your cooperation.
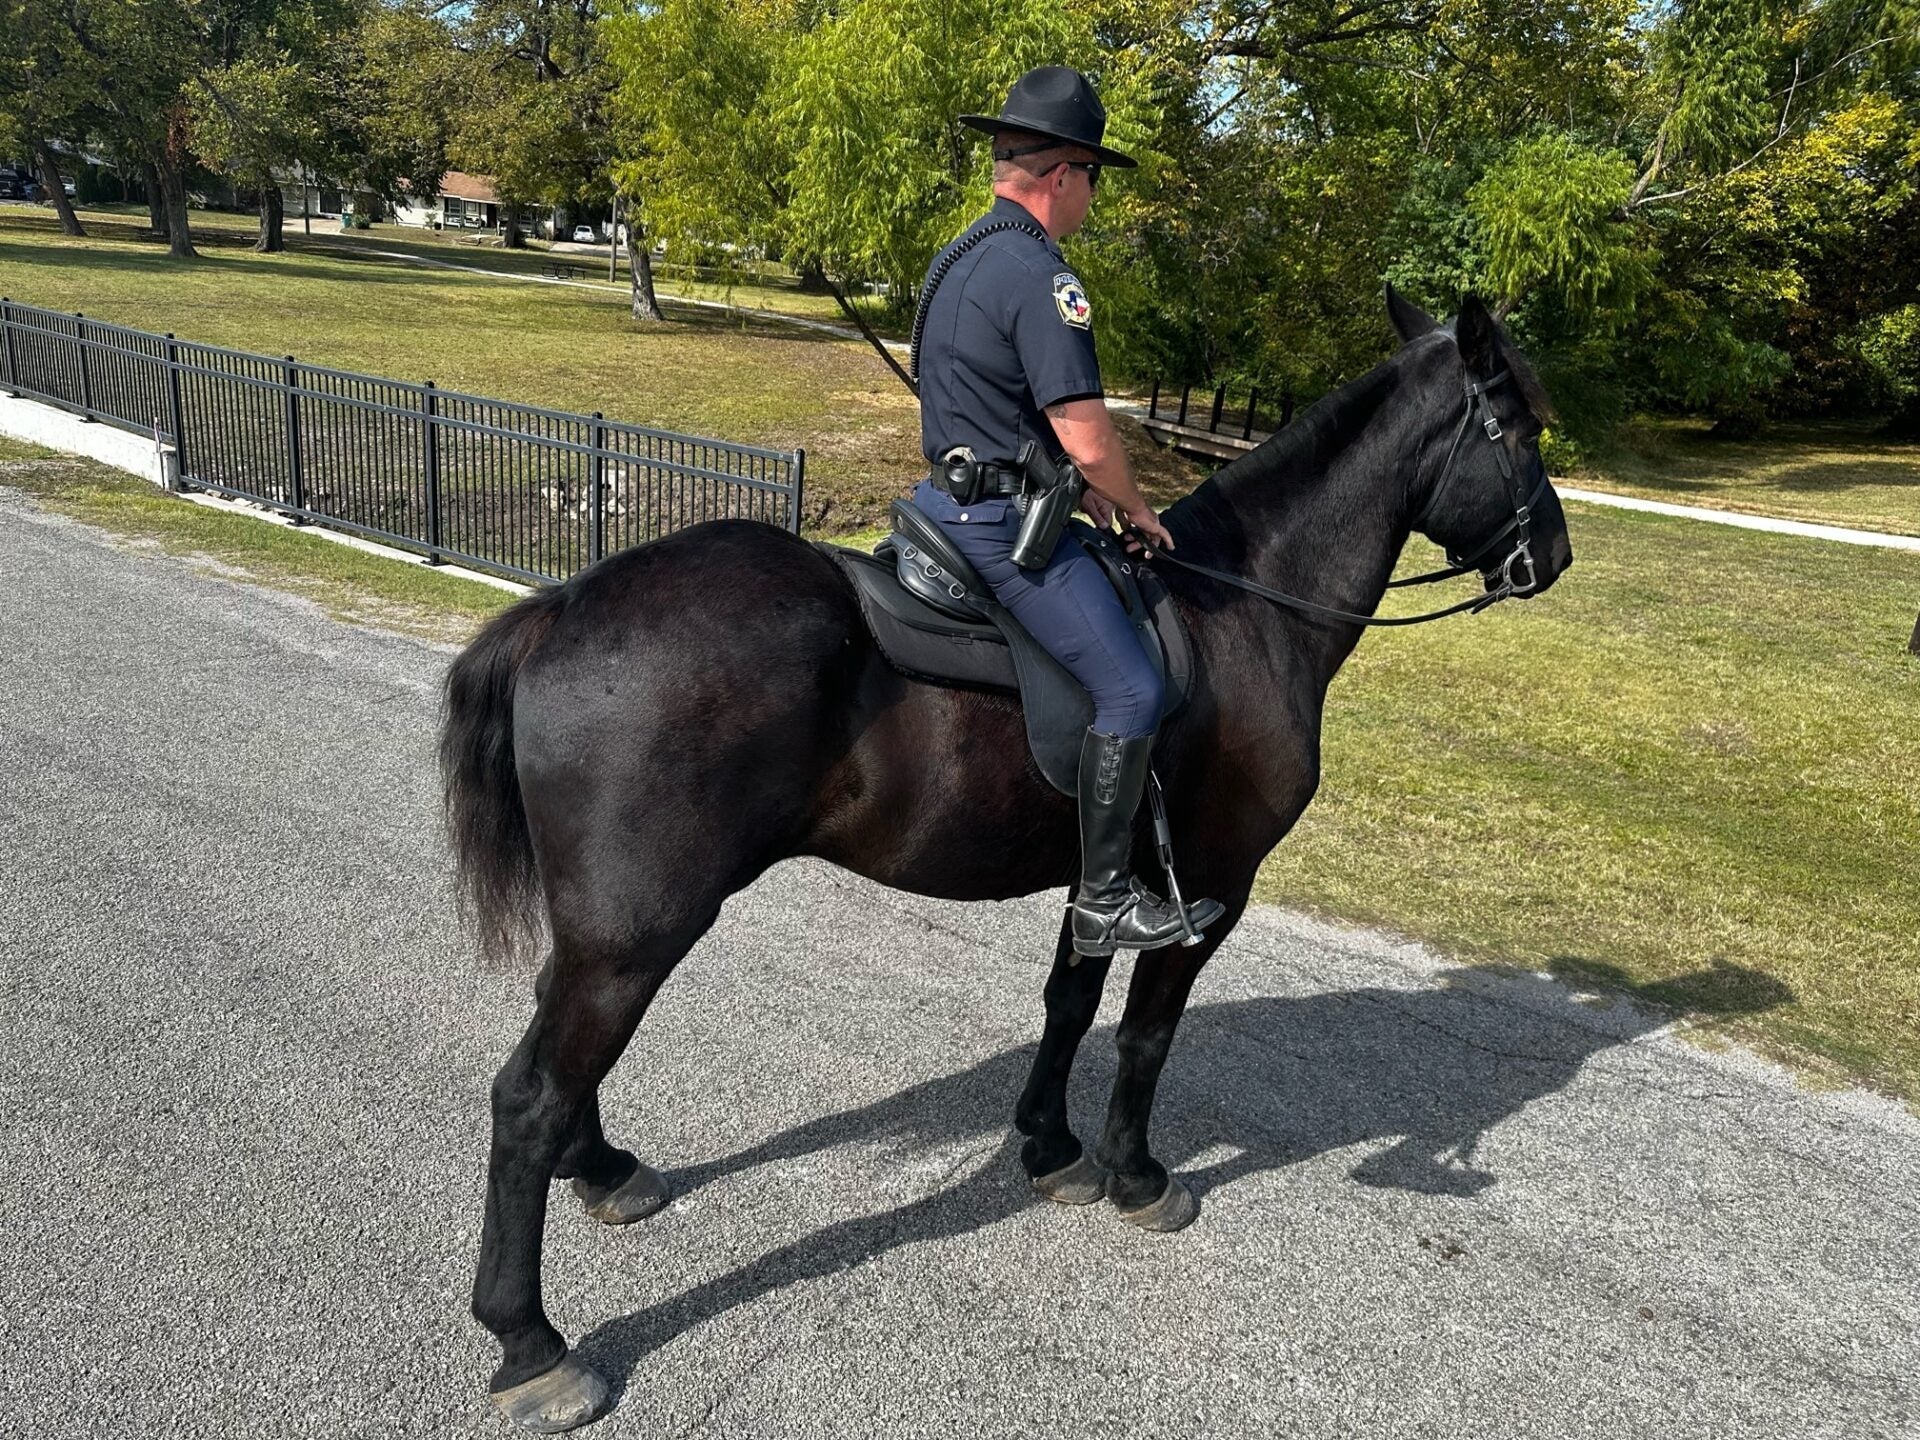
[820,499,1194,796]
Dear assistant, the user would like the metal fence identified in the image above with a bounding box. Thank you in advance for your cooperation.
[0,298,805,585]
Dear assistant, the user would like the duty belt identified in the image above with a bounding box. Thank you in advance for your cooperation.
[929,461,1024,501]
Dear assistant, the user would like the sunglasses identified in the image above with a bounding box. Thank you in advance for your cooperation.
[994,141,1103,191]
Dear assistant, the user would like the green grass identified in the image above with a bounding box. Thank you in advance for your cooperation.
[1262,499,1920,1100]
[1572,417,1920,538]
[0,205,925,532]
[0,437,513,640]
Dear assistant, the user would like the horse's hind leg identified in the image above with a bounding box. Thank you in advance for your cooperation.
[472,929,694,1432]
[530,952,670,1224]
[1013,912,1113,1204]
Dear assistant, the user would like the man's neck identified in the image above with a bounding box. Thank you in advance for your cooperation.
[993,189,1061,241]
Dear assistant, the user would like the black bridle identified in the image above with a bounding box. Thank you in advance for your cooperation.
[1128,368,1550,628]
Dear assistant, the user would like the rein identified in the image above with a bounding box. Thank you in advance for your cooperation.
[1129,370,1545,629]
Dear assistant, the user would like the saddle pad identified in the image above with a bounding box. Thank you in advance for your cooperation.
[824,539,1195,797]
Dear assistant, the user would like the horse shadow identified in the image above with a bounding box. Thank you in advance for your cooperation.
[577,960,1790,1395]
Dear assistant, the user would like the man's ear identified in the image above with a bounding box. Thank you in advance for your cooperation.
[1384,283,1439,345]
[1455,293,1499,375]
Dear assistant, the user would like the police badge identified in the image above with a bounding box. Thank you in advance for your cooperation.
[1052,273,1092,329]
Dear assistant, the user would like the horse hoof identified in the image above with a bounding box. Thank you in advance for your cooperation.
[1031,1153,1106,1206]
[572,1163,670,1225]
[490,1354,610,1434]
[1112,1176,1198,1233]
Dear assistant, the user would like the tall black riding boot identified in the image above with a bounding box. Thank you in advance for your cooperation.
[1071,728,1225,958]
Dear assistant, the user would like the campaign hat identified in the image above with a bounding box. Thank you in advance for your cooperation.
[957,66,1138,169]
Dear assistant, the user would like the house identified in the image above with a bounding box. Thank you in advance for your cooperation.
[393,172,504,230]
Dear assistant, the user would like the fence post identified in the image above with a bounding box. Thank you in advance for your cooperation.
[164,332,189,491]
[75,313,94,420]
[1,299,18,397]
[589,411,606,564]
[1177,384,1191,426]
[1243,388,1258,440]
[284,357,306,521]
[790,447,807,534]
[1280,386,1296,428]
[1209,385,1225,434]
[1148,377,1160,420]
[422,381,443,564]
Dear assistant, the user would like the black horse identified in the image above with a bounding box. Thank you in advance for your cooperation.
[440,291,1574,1431]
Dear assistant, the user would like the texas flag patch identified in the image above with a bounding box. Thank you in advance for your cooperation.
[1053,273,1092,329]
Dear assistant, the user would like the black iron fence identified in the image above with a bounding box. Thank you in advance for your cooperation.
[0,298,805,585]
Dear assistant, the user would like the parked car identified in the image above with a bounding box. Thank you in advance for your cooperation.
[570,225,596,243]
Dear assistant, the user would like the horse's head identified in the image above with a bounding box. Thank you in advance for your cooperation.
[1386,287,1573,600]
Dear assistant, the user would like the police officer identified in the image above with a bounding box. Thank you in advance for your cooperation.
[911,65,1224,958]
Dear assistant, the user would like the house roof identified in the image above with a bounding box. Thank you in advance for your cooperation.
[438,171,500,204]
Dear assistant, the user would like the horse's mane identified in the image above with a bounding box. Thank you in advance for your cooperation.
[1162,320,1554,562]
[1162,359,1403,559]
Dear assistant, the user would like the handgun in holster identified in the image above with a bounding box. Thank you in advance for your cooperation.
[1010,441,1084,569]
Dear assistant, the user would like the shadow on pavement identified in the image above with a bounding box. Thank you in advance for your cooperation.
[578,962,1789,1395]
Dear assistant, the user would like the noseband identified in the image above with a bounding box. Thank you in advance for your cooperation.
[1131,368,1549,628]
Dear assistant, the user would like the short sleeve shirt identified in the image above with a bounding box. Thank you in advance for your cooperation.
[917,197,1104,483]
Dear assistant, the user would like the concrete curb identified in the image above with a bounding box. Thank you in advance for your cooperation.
[0,392,531,596]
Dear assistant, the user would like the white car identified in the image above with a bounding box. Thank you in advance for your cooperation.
[570,225,596,243]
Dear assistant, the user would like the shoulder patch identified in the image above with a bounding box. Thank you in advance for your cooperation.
[1052,273,1092,329]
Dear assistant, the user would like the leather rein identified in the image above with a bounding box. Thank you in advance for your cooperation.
[1126,369,1548,628]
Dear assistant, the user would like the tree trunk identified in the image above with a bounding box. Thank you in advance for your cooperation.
[34,142,85,236]
[144,163,168,237]
[826,277,916,394]
[255,183,284,252]
[627,224,663,322]
[502,207,524,249]
[154,158,197,259]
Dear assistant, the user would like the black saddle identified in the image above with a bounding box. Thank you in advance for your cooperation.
[820,499,1194,796]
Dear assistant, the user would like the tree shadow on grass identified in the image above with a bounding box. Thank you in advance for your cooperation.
[575,961,1791,1398]
[1765,457,1920,495]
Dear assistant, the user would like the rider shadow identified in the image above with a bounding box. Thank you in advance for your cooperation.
[577,960,1789,1396]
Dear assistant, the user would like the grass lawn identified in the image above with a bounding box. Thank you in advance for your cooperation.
[1571,417,1919,538]
[0,204,1196,533]
[0,205,927,532]
[1264,499,1920,1101]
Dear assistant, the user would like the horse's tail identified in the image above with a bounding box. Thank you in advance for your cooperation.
[440,585,568,966]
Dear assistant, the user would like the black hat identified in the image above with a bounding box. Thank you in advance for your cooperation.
[957,66,1138,169]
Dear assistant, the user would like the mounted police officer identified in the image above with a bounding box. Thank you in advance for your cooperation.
[910,65,1224,958]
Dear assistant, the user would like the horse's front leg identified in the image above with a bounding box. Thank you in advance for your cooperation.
[1095,893,1248,1231]
[1013,908,1113,1204]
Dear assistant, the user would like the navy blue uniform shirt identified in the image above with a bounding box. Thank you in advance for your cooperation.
[915,197,1103,526]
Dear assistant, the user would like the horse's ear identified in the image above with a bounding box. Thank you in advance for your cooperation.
[1455,293,1499,374]
[1384,283,1438,344]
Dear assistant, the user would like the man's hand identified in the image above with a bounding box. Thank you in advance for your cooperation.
[1080,488,1116,530]
[1123,503,1175,552]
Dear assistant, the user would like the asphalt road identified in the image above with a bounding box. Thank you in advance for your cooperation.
[2,487,1915,1440]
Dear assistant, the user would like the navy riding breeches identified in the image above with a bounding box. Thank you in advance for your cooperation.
[913,479,1164,738]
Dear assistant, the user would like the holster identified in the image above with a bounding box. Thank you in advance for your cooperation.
[1010,441,1084,569]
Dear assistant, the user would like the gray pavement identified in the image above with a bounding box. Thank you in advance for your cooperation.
[1,486,1915,1440]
